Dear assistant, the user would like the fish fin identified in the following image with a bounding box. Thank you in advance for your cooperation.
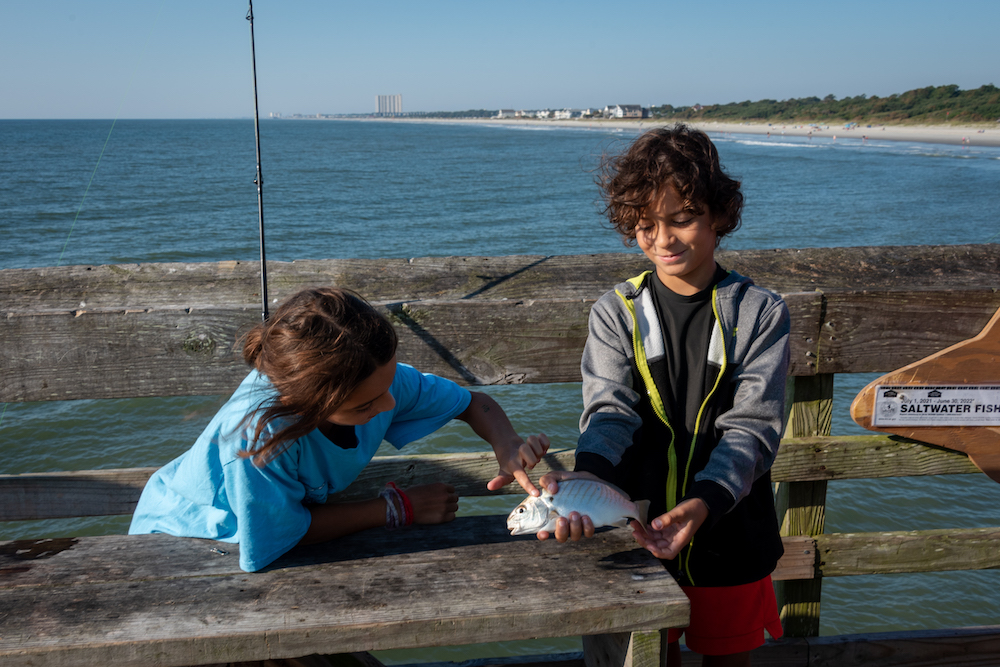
[634,499,651,527]
[538,509,562,534]
[600,480,633,500]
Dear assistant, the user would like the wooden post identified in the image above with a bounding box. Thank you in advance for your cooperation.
[774,373,833,637]
[583,630,665,667]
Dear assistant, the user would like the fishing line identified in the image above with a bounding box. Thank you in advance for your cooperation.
[0,5,167,433]
[57,122,118,266]
[56,1,166,267]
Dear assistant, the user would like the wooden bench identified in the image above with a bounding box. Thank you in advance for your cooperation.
[0,514,686,666]
[4,244,1000,666]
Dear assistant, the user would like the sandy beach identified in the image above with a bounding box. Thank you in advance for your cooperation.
[688,120,999,147]
[366,116,1000,148]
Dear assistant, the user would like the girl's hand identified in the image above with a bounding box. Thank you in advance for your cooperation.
[402,483,459,525]
[534,470,600,542]
[487,432,551,496]
[632,498,708,560]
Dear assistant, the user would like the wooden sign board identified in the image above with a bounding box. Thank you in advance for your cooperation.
[851,307,1000,483]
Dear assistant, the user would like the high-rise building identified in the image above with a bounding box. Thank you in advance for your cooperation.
[377,94,402,116]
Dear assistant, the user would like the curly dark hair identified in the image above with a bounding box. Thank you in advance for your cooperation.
[239,287,398,465]
[598,124,743,246]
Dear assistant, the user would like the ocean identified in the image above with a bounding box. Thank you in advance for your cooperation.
[2,119,1000,658]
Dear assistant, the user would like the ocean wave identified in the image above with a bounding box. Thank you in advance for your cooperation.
[730,138,823,149]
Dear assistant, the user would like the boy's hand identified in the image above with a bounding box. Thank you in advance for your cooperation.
[487,433,550,496]
[632,497,708,559]
[403,483,459,525]
[534,470,601,542]
[536,469,601,495]
[538,511,596,543]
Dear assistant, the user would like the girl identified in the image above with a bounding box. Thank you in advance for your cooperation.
[130,286,549,572]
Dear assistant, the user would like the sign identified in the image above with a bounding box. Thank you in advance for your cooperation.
[872,385,1000,427]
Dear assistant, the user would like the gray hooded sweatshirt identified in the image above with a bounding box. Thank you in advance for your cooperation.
[576,268,790,586]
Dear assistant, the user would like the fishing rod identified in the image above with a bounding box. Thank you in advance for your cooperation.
[247,0,269,322]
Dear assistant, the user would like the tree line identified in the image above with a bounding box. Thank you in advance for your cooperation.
[386,85,999,124]
[651,84,999,125]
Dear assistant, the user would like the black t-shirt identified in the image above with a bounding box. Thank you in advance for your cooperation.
[648,264,730,450]
[576,265,729,482]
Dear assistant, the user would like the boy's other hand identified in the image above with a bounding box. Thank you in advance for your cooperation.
[632,497,708,559]
[487,433,551,496]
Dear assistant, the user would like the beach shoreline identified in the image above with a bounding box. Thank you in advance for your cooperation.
[345,116,1000,148]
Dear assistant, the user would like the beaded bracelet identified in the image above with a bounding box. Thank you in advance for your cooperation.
[380,481,413,529]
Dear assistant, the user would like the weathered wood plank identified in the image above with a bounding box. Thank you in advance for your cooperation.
[775,375,833,637]
[770,436,979,482]
[444,625,1000,667]
[0,517,689,667]
[582,630,663,667]
[0,467,156,521]
[817,527,1000,577]
[4,245,1000,402]
[771,536,817,582]
[0,298,598,402]
[6,288,1000,401]
[800,625,1000,667]
[7,514,995,582]
[816,289,1000,375]
[0,306,252,401]
[386,299,592,386]
[0,517,806,589]
[0,255,637,310]
[4,246,997,310]
[0,437,980,522]
[390,652,587,667]
[783,292,824,377]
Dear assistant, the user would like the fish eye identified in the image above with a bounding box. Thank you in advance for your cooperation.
[517,507,525,513]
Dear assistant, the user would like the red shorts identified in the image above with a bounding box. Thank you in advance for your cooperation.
[667,575,783,656]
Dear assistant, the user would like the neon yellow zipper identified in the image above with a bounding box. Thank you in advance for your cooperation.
[617,277,679,513]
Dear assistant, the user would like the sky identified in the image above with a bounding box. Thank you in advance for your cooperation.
[2,0,998,119]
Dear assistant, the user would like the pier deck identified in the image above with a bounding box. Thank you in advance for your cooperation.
[0,516,687,666]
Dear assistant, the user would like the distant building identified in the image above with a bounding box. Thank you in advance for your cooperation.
[377,94,402,116]
[606,104,644,119]
[495,109,517,119]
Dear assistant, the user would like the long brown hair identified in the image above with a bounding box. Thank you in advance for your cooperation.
[240,287,398,465]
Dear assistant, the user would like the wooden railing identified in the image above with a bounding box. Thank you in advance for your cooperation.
[3,244,1000,667]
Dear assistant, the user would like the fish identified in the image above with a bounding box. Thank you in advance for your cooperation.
[506,478,649,536]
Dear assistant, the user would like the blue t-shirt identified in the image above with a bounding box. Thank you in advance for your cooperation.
[129,363,471,572]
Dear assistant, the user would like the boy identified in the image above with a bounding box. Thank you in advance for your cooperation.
[539,125,789,666]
